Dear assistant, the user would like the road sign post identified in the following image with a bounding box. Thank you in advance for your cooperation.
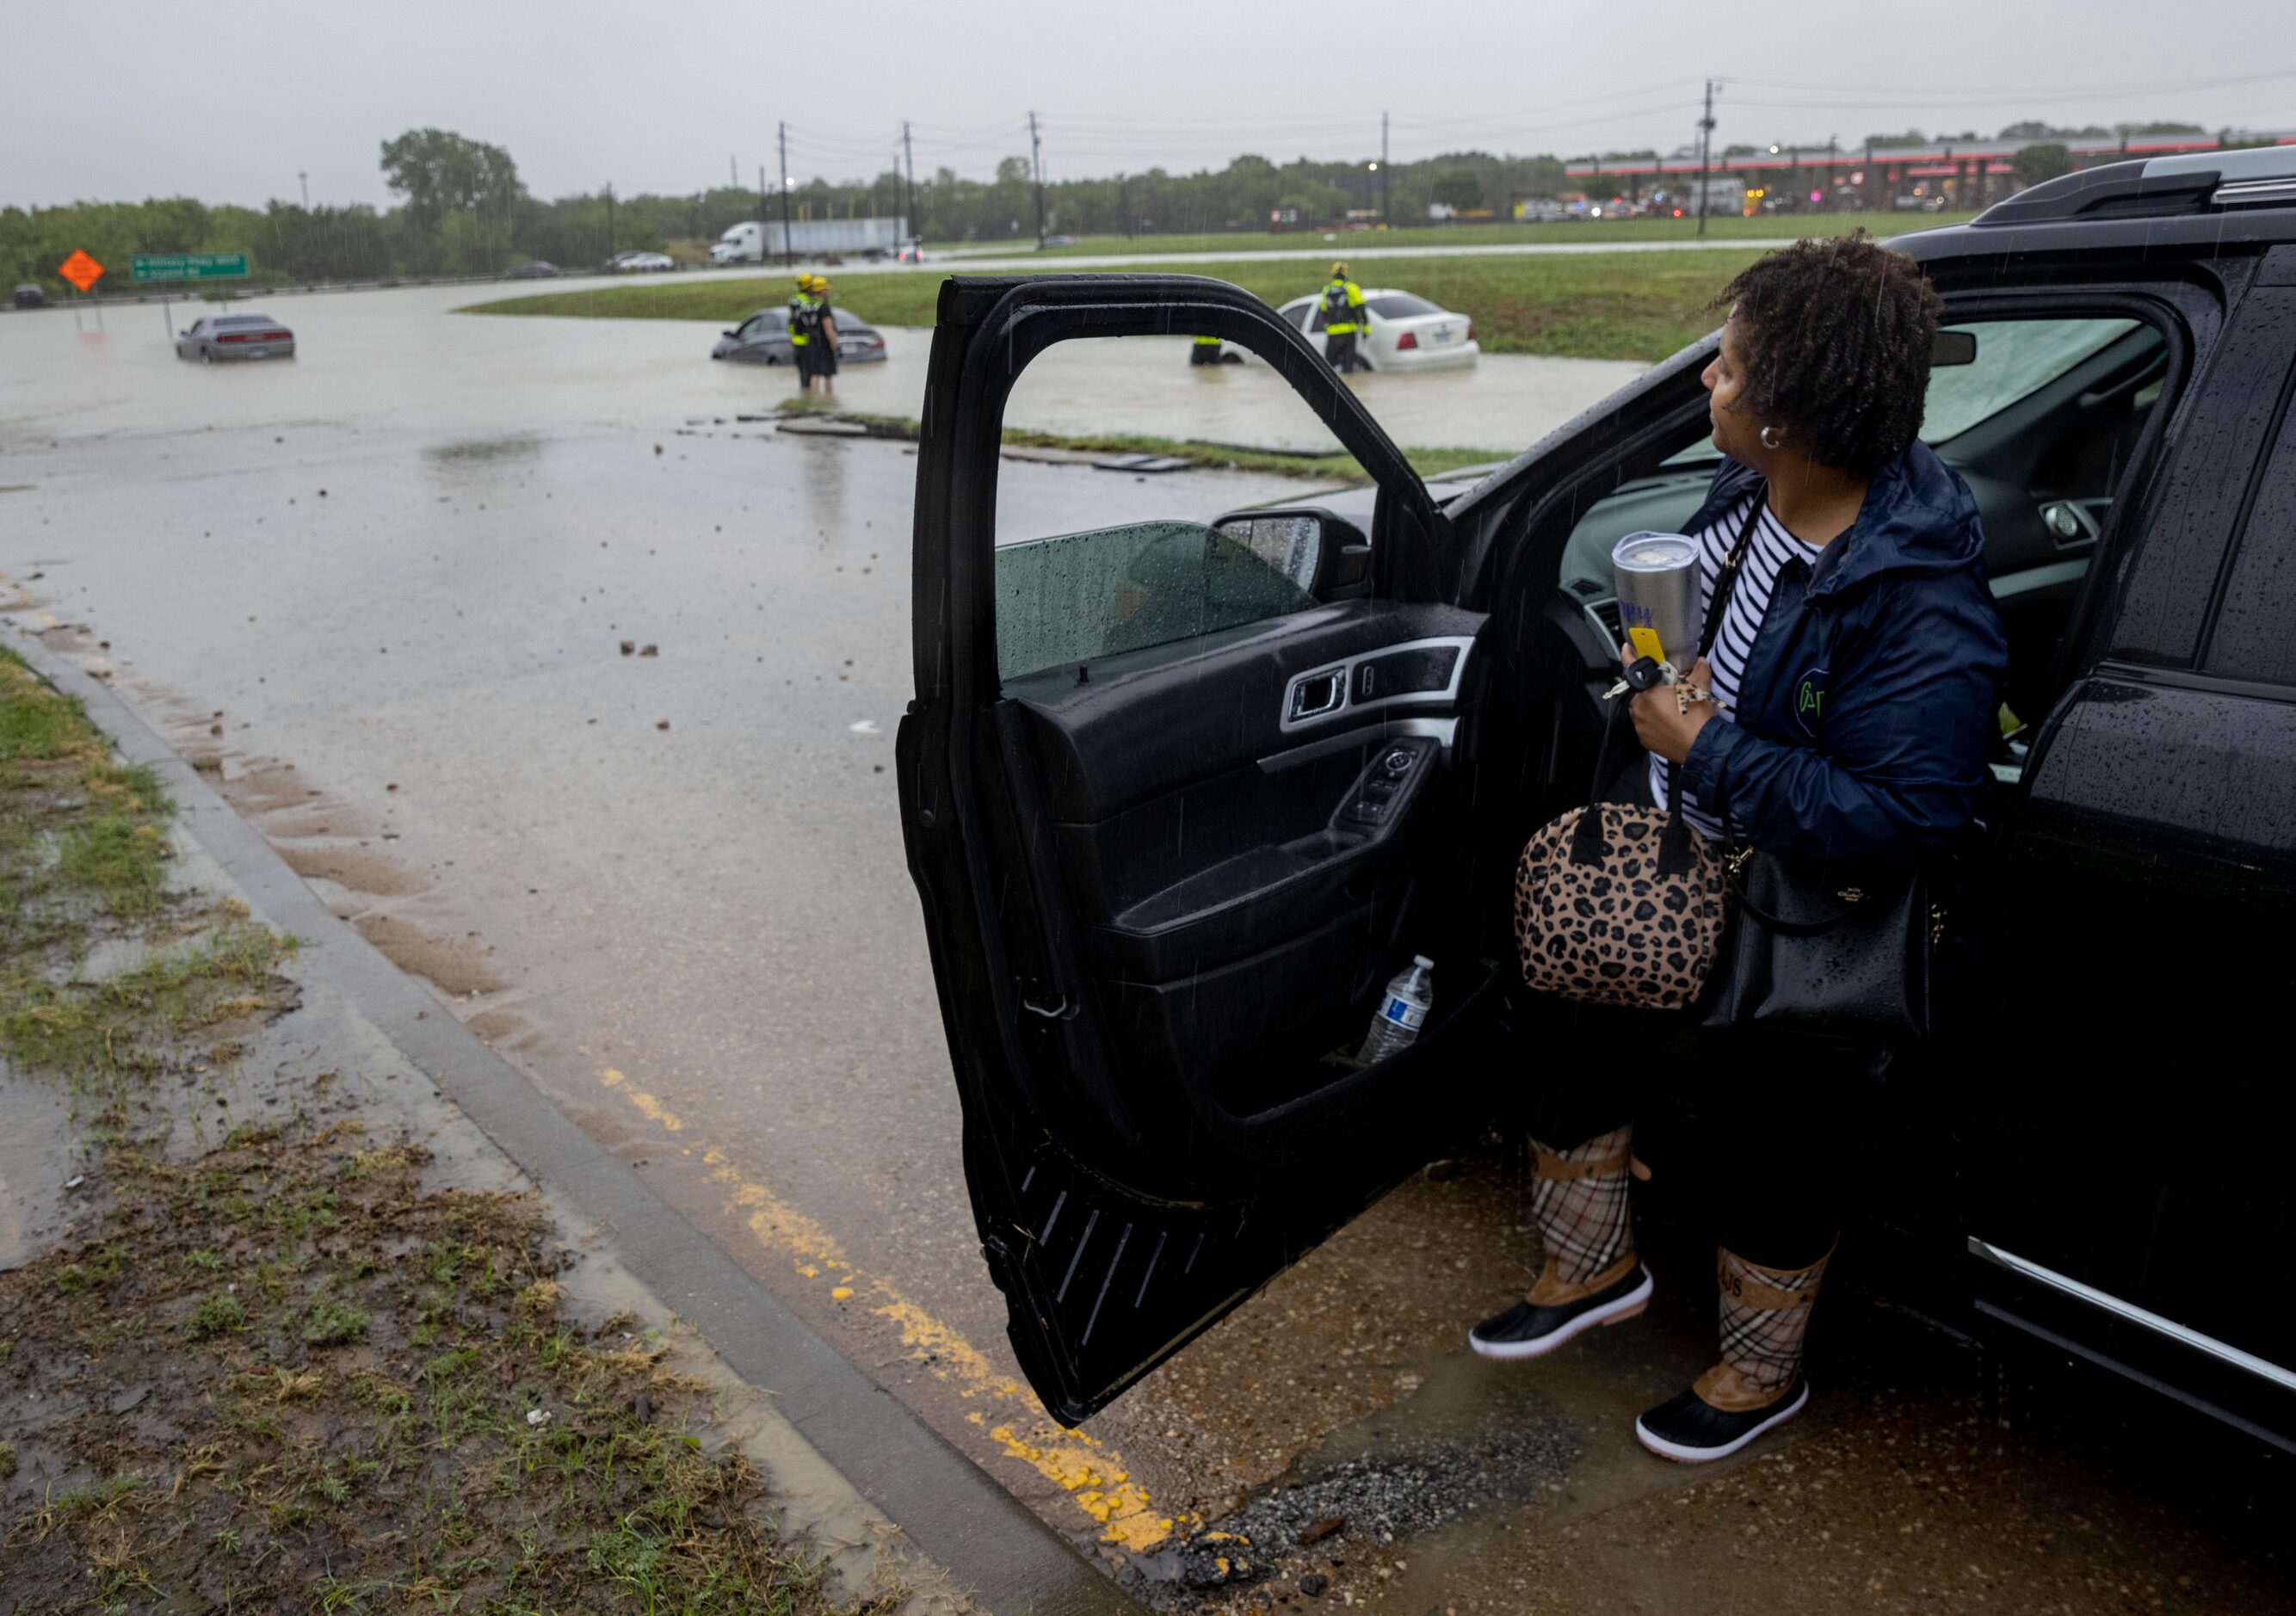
[129,254,248,339]
[58,250,104,333]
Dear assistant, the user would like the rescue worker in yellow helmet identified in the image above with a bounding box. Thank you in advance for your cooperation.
[805,277,841,399]
[786,274,818,392]
[1320,262,1368,374]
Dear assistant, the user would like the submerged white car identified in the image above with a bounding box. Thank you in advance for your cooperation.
[1265,287,1480,372]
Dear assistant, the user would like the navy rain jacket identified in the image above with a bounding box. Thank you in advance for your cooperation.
[1672,441,2009,862]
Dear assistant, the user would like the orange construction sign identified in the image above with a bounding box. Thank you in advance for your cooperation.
[58,250,104,293]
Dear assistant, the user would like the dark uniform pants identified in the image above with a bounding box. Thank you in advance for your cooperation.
[1327,331,1361,373]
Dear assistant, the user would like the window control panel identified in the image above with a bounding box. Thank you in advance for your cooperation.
[1337,737,1436,830]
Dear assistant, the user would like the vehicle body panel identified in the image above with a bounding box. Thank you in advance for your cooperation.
[175,313,295,362]
[711,306,887,366]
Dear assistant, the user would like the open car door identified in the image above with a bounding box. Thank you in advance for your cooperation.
[898,276,1501,1422]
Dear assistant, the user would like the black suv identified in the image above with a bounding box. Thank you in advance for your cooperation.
[898,146,2296,1447]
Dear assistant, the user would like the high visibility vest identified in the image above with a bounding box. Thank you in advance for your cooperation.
[787,295,815,345]
[1322,280,1363,335]
[1193,335,1223,347]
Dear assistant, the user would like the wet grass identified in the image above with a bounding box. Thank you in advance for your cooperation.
[968,212,1976,258]
[463,247,1774,361]
[0,645,297,1095]
[0,1123,857,1614]
[775,398,1505,482]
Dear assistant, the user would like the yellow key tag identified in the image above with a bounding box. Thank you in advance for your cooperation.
[1626,626,1666,665]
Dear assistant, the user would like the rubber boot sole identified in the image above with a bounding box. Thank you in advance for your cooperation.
[1633,1379,1811,1463]
[1469,1268,1654,1361]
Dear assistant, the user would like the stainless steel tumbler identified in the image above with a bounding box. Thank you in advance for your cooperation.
[1612,532,1703,671]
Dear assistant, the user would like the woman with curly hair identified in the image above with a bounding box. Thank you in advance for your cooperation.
[1469,234,2007,1462]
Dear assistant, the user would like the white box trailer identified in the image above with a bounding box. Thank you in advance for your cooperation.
[710,217,910,265]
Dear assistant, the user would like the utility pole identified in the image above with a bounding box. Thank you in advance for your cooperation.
[1695,78,1719,238]
[1380,111,1391,223]
[1119,173,1130,238]
[903,120,917,249]
[777,120,795,266]
[731,153,739,188]
[605,182,614,256]
[758,166,770,266]
[1028,111,1047,247]
[298,170,309,210]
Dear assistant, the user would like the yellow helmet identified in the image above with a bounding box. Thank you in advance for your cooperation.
[812,277,830,294]
[796,273,813,289]
[1330,261,1349,277]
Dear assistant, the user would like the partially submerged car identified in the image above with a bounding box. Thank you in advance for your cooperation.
[1264,287,1478,371]
[176,312,294,362]
[710,306,887,367]
[898,145,2296,1447]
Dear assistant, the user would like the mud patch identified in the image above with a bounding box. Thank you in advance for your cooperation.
[277,842,430,897]
[212,756,324,817]
[351,912,509,998]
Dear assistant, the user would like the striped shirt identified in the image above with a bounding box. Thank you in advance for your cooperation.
[1648,494,1826,840]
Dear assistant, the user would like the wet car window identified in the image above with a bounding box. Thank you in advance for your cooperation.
[1921,318,2139,441]
[1365,294,1442,319]
[997,521,1314,679]
[995,335,1369,682]
[2203,385,2296,687]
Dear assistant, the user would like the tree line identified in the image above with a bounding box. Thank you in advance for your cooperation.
[1,128,1582,293]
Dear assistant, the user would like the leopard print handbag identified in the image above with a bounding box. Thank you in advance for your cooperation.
[1514,762,1726,1011]
[1512,493,1765,1012]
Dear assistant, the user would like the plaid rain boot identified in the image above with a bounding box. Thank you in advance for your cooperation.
[1635,1243,1832,1461]
[1470,1125,1653,1359]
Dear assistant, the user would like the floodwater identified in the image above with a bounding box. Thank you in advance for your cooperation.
[5,289,2290,1613]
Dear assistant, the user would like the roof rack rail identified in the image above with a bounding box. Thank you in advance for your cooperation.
[1975,146,2296,227]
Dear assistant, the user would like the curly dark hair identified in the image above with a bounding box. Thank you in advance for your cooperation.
[1715,232,1943,475]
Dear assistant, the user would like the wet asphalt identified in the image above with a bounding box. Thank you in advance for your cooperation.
[6,288,2292,1613]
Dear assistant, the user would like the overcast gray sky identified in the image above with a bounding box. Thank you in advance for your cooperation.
[6,0,2293,208]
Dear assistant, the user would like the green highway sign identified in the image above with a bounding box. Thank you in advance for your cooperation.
[129,252,249,281]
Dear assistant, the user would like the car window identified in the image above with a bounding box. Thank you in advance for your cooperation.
[2203,383,2296,687]
[1364,293,1441,319]
[1922,318,2140,442]
[218,316,273,329]
[998,521,1315,680]
[1281,301,1311,332]
[993,334,1368,682]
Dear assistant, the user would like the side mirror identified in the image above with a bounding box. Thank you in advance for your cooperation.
[723,329,738,337]
[1932,329,1978,367]
[1213,509,1370,600]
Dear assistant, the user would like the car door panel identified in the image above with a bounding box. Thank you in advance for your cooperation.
[902,274,1498,1420]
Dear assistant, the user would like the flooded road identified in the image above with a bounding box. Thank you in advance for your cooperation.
[6,288,2291,1613]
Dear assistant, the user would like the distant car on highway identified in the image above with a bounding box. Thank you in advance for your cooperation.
[1042,234,1079,249]
[605,250,675,273]
[175,312,294,363]
[1264,287,1479,372]
[711,306,888,367]
[503,261,562,280]
[13,283,48,309]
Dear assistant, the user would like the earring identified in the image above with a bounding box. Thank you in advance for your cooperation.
[1760,424,1784,450]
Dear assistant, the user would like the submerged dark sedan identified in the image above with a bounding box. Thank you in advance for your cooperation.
[175,312,294,362]
[710,306,886,367]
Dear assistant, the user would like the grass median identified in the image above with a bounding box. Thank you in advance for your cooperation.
[778,399,1507,482]
[0,646,864,1614]
[997,211,1974,258]
[465,247,1777,362]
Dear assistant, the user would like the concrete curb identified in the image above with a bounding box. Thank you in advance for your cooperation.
[9,627,1145,1616]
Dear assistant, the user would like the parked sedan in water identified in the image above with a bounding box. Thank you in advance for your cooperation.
[1265,287,1479,372]
[175,313,294,362]
[710,306,888,367]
